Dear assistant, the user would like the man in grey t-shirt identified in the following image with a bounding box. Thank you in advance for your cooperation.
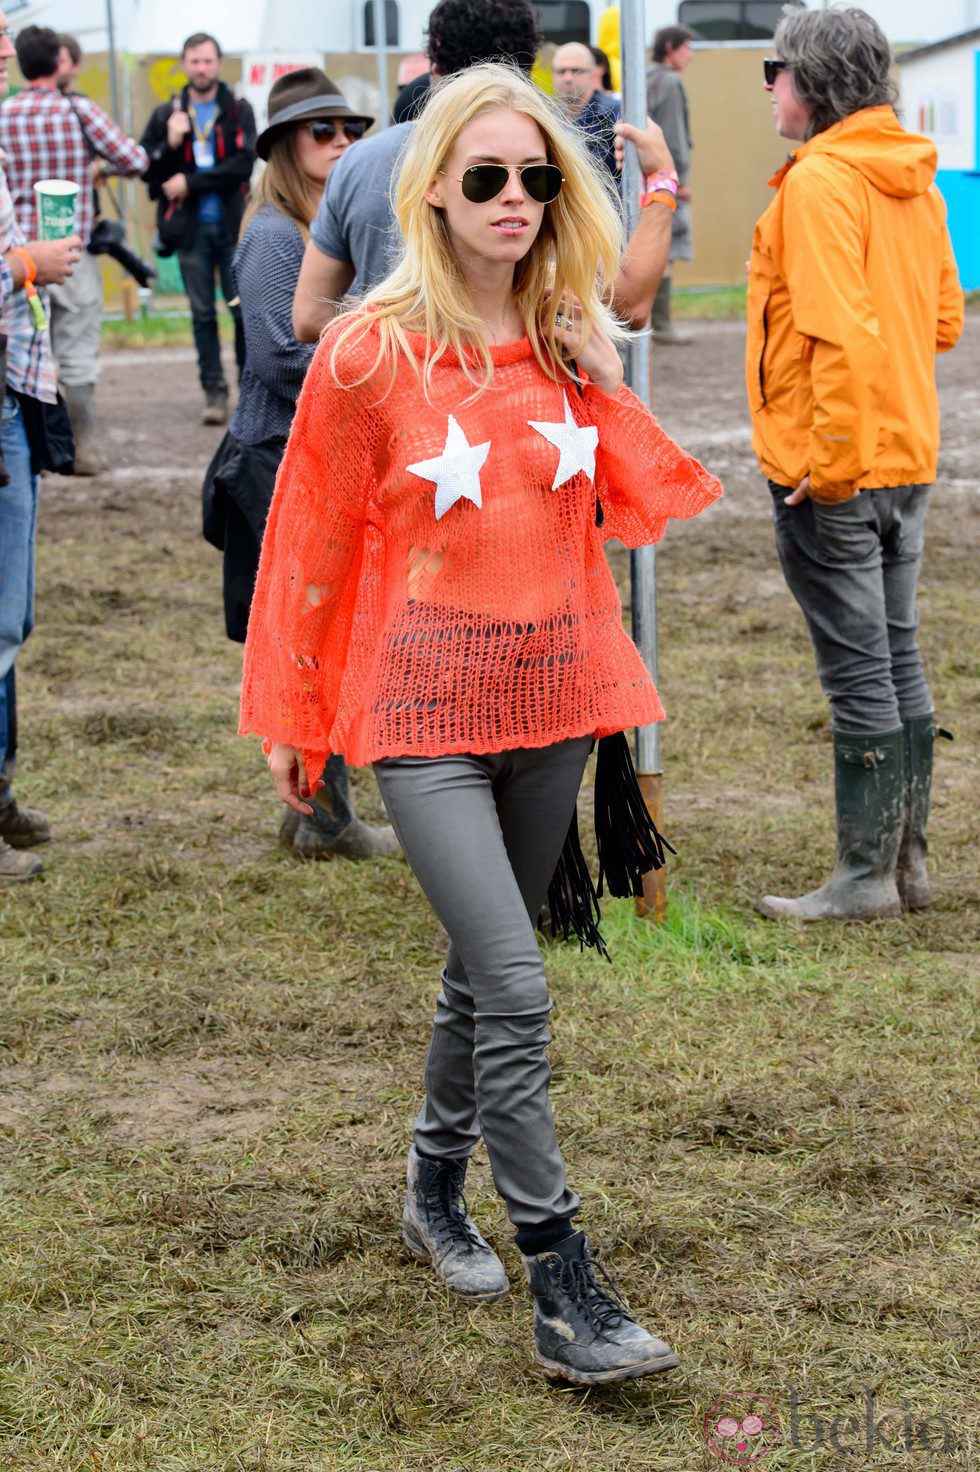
[292,0,678,342]
[308,121,413,297]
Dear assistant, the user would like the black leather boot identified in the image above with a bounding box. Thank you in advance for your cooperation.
[522,1231,678,1384]
[401,1146,509,1302]
[757,728,905,921]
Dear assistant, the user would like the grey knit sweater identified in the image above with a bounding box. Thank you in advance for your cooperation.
[230,206,315,446]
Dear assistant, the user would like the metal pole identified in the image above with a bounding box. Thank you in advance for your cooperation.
[104,0,122,126]
[620,0,666,920]
[372,0,390,128]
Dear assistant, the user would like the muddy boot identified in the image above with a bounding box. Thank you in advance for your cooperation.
[202,386,229,426]
[61,383,109,475]
[650,277,692,346]
[897,716,951,911]
[402,1146,509,1302]
[522,1231,678,1384]
[0,835,43,883]
[291,754,400,861]
[757,728,905,921]
[0,771,51,848]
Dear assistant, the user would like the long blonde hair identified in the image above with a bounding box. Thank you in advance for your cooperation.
[240,129,321,242]
[330,63,627,397]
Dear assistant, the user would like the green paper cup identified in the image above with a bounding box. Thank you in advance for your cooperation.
[34,179,79,239]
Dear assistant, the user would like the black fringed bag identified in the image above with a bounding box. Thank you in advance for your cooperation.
[545,732,676,959]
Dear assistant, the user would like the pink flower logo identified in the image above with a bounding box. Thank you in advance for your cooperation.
[703,1393,781,1463]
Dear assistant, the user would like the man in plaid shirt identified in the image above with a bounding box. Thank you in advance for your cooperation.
[0,6,82,882]
[0,24,147,474]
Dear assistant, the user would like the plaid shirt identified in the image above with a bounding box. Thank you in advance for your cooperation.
[0,83,148,245]
[0,150,54,403]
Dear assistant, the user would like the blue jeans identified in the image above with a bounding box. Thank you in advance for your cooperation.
[0,392,38,766]
[771,482,932,734]
[178,219,246,391]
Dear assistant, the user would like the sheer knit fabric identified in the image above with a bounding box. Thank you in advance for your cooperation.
[239,321,722,784]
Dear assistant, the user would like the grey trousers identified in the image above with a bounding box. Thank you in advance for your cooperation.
[374,737,592,1229]
[770,483,933,734]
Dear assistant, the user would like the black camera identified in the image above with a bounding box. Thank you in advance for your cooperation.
[88,218,158,289]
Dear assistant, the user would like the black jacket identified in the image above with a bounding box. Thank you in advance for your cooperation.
[141,81,256,252]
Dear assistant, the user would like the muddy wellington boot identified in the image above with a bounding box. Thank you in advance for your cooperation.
[897,715,951,912]
[60,383,109,476]
[757,728,905,921]
[522,1231,678,1384]
[291,754,400,861]
[402,1146,509,1302]
[202,386,229,426]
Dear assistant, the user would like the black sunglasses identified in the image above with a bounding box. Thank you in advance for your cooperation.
[763,58,789,87]
[441,163,565,205]
[307,118,368,143]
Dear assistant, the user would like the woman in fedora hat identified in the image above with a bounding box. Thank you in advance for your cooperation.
[218,68,398,861]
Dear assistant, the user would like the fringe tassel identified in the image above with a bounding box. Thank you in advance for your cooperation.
[595,731,677,899]
[545,812,611,962]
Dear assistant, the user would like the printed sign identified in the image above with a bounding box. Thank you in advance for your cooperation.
[241,52,323,133]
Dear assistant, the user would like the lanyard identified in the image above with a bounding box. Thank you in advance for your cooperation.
[188,103,218,145]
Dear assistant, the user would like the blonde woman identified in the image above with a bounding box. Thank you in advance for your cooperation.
[240,64,721,1384]
[219,68,396,860]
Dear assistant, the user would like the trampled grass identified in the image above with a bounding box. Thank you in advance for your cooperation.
[0,330,976,1469]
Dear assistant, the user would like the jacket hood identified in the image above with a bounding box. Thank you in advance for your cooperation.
[795,105,937,198]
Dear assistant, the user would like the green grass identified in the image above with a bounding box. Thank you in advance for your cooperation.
[673,284,747,320]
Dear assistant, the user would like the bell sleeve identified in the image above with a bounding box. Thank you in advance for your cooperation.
[582,380,723,547]
[238,335,376,786]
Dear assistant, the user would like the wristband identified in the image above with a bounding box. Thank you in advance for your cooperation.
[9,246,47,331]
[645,168,679,198]
[640,186,676,212]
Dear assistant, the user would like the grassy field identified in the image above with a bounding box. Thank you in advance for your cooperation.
[0,326,977,1470]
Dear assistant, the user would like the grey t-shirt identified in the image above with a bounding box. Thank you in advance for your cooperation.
[310,122,414,293]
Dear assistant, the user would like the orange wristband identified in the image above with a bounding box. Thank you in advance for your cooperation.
[9,245,36,283]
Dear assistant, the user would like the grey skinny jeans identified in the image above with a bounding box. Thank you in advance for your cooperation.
[374,737,592,1229]
[770,483,933,734]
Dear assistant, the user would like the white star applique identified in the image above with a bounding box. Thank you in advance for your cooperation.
[529,393,599,490]
[407,415,491,521]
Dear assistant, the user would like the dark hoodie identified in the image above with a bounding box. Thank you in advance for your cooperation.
[140,81,257,253]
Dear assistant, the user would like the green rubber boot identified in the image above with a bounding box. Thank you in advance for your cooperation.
[897,715,951,911]
[757,728,905,921]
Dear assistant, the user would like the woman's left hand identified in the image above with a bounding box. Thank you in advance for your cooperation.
[551,294,624,397]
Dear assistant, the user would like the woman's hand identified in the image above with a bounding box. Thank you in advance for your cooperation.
[552,294,624,397]
[267,741,314,816]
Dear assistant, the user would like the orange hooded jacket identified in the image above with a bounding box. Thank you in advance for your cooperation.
[746,105,964,501]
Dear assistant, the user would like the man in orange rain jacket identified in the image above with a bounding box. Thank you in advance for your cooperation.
[746,7,963,923]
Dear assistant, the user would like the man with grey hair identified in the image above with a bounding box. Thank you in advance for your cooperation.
[747,7,963,922]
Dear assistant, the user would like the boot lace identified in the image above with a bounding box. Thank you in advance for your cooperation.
[424,1166,484,1255]
[556,1250,635,1335]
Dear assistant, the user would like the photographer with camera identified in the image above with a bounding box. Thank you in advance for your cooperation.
[0,24,147,475]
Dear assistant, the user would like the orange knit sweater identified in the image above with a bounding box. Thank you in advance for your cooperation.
[239,321,722,781]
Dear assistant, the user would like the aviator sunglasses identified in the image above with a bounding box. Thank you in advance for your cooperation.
[763,58,789,87]
[307,118,369,143]
[440,162,565,205]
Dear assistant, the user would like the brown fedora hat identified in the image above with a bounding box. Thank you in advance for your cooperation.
[256,67,375,160]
